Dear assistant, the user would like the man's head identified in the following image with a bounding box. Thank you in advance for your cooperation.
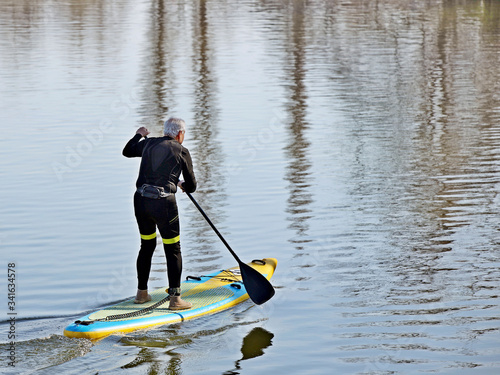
[164,117,186,143]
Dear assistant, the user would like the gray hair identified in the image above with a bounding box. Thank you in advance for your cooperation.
[164,117,186,137]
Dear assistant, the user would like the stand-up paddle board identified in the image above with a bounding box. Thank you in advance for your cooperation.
[64,258,277,340]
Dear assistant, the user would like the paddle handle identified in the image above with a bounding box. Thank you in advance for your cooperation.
[186,192,242,264]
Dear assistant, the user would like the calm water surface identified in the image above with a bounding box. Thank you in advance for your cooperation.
[1,0,500,374]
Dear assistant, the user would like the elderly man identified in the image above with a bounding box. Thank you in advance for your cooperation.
[123,117,196,310]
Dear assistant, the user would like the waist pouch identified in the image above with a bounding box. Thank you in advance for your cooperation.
[137,184,171,199]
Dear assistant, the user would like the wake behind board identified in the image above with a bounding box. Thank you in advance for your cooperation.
[64,258,277,340]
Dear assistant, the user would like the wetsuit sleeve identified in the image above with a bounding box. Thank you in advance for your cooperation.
[181,148,197,193]
[122,134,146,158]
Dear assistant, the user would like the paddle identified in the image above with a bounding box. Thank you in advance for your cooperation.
[185,192,275,305]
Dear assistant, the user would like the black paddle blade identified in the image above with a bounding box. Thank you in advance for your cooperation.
[239,262,275,305]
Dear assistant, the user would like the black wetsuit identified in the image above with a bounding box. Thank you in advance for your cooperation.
[123,134,196,290]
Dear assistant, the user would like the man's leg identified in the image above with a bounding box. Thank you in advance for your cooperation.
[134,193,157,301]
[156,197,191,310]
[162,241,182,291]
[137,235,157,290]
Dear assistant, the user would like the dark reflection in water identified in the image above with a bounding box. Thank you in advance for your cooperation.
[223,327,274,375]
[282,0,313,248]
[118,321,273,375]
[187,0,226,266]
[259,0,313,251]
[138,0,172,130]
[239,327,274,360]
[121,347,182,374]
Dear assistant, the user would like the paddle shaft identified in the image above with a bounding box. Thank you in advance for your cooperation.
[185,192,243,265]
[185,192,276,305]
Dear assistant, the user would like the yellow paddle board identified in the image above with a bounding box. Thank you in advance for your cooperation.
[64,258,277,340]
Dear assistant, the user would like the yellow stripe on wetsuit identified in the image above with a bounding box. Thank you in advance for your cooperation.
[162,235,180,244]
[140,232,157,240]
[140,232,179,244]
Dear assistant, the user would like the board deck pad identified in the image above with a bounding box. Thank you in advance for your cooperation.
[88,284,234,321]
[64,258,277,340]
